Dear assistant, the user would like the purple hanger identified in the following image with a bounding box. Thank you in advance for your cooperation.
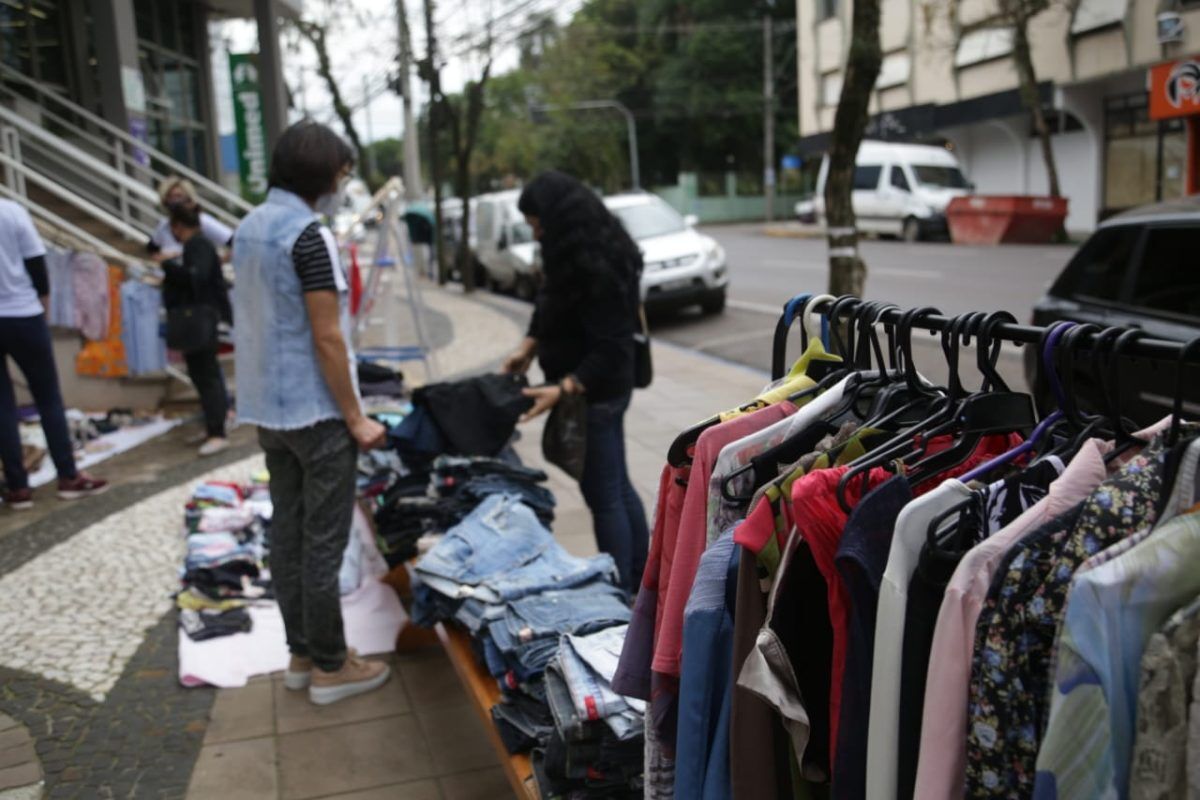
[959,321,1076,484]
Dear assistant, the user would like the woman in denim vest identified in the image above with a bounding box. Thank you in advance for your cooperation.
[503,170,651,593]
[233,121,390,706]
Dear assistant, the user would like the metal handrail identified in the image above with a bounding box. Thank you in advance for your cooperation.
[0,152,150,244]
[0,63,253,215]
[0,104,163,206]
[0,183,152,273]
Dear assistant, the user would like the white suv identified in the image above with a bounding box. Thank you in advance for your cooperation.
[605,193,729,314]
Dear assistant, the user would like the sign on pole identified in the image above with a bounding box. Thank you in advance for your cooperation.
[229,53,269,202]
[1149,57,1200,121]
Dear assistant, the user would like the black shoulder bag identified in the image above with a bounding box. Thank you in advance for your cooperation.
[634,304,653,389]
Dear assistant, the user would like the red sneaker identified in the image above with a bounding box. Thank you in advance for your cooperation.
[2,487,33,510]
[57,472,109,500]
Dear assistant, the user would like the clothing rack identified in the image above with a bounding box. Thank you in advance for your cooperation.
[795,295,1190,364]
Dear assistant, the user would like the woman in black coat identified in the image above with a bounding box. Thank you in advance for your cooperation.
[503,170,650,592]
[162,205,232,457]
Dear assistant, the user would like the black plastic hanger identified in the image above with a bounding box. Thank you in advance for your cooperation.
[1168,336,1200,447]
[1101,328,1151,464]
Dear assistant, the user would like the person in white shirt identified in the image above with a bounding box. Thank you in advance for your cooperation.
[146,177,235,262]
[0,199,108,509]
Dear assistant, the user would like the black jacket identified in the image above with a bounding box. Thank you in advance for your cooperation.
[162,235,232,325]
[527,249,639,402]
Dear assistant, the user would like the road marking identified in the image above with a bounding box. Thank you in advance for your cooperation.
[694,328,776,351]
[727,298,784,315]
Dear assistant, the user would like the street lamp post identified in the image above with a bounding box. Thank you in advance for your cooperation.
[530,100,641,190]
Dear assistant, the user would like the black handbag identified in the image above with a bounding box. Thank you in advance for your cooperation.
[634,304,653,389]
[542,391,587,481]
[166,304,219,353]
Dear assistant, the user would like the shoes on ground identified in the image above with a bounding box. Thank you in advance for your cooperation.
[57,472,108,501]
[309,655,391,706]
[284,655,313,690]
[2,487,33,510]
[198,438,229,457]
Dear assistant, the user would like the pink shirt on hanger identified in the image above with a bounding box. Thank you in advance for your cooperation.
[911,423,1168,800]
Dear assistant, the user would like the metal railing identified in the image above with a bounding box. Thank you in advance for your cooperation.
[0,63,251,224]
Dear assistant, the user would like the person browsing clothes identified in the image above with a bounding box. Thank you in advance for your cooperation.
[161,205,232,457]
[503,170,651,592]
[148,177,234,262]
[0,199,107,509]
[233,121,390,706]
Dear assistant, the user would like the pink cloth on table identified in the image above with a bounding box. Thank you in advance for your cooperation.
[651,403,797,679]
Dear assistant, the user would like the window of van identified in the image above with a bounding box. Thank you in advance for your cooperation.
[853,166,882,190]
[510,221,535,245]
[912,165,969,189]
[890,166,911,192]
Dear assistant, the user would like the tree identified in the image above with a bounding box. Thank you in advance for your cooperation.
[998,0,1061,197]
[366,137,405,179]
[289,6,372,173]
[419,0,449,284]
[825,0,883,296]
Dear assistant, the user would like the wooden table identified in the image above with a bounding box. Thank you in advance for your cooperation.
[434,623,540,799]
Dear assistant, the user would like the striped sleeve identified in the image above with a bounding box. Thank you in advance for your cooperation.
[292,222,338,293]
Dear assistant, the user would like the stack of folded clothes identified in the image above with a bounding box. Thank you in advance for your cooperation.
[412,493,643,797]
[176,477,273,642]
[536,626,644,798]
[372,456,555,567]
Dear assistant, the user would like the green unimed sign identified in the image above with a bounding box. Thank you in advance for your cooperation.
[229,52,268,203]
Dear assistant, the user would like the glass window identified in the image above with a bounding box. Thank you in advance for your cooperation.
[1160,124,1188,202]
[890,166,910,191]
[1104,137,1158,209]
[1051,224,1142,303]
[912,164,969,188]
[610,201,687,240]
[820,0,839,19]
[509,221,534,244]
[158,1,178,51]
[1130,226,1200,318]
[853,165,882,190]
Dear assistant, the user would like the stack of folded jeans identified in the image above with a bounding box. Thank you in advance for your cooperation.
[532,626,644,798]
[371,455,556,567]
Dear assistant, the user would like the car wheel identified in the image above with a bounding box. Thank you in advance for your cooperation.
[701,290,726,315]
[902,217,922,243]
[514,275,536,302]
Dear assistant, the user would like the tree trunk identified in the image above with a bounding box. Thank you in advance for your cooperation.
[1011,18,1061,197]
[296,21,369,172]
[824,0,883,297]
[422,0,448,284]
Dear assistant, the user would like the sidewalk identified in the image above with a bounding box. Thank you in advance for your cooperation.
[0,278,772,800]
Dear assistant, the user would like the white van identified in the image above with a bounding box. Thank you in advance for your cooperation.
[474,190,539,298]
[814,140,972,241]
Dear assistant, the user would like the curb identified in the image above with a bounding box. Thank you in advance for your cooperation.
[761,224,824,239]
[0,714,42,800]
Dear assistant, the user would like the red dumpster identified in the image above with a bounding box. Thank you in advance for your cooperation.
[946,195,1068,245]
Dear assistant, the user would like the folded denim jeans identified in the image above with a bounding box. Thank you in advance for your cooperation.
[488,583,631,655]
[415,494,554,591]
[558,625,645,741]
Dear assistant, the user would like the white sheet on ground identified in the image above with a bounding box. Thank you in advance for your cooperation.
[28,417,181,488]
[178,580,407,688]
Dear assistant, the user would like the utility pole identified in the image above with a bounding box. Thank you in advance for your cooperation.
[422,0,448,282]
[395,0,425,201]
[763,6,777,222]
[363,75,378,181]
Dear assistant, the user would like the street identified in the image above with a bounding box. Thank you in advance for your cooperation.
[649,224,1076,391]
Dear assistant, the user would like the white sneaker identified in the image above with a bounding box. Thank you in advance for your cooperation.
[309,656,391,706]
[198,438,229,457]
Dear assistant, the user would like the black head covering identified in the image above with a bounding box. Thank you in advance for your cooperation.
[518,170,642,291]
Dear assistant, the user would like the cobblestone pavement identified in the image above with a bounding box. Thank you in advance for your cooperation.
[0,446,261,798]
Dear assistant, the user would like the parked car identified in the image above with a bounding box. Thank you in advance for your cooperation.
[813,140,972,241]
[1026,195,1200,427]
[604,193,729,314]
[474,190,540,299]
[795,195,817,224]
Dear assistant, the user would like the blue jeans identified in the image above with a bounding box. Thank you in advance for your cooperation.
[0,314,77,489]
[580,393,649,592]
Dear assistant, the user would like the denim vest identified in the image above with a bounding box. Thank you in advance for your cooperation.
[232,188,357,430]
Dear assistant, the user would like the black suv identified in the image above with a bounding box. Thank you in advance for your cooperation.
[1026,196,1200,427]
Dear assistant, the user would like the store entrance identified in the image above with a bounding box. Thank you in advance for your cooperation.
[1102,92,1189,218]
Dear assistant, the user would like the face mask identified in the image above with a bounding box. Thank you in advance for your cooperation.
[315,176,350,218]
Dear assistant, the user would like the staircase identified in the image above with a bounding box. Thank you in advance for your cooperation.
[0,65,251,410]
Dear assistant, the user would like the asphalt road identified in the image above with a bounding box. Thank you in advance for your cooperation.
[648,224,1077,391]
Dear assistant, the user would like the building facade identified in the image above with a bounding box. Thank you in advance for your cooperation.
[796,0,1200,232]
[0,0,296,180]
